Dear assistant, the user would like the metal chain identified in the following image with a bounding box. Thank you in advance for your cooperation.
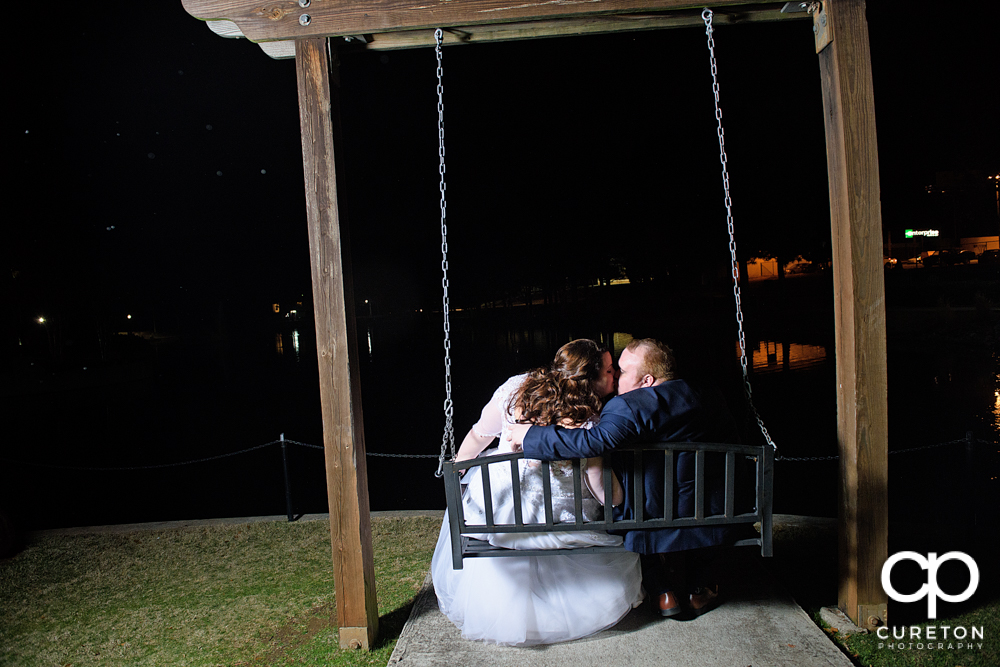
[773,437,988,461]
[1,441,283,471]
[887,438,976,455]
[775,454,840,462]
[285,439,439,457]
[435,28,456,478]
[702,8,776,453]
[370,452,442,458]
[4,435,988,470]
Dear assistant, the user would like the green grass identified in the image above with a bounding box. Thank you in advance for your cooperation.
[0,516,440,667]
[4,514,995,667]
[816,604,999,667]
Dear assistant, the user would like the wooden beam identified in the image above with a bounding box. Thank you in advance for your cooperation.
[242,9,805,59]
[349,9,803,50]
[182,0,793,42]
[295,37,379,650]
[817,0,888,632]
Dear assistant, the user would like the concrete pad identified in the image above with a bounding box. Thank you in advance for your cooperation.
[390,559,852,667]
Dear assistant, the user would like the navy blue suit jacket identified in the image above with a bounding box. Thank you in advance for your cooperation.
[522,379,741,555]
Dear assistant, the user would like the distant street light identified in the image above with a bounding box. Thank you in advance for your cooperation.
[990,174,999,219]
[36,316,53,360]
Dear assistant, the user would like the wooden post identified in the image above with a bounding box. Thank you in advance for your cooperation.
[295,37,379,650]
[817,0,889,630]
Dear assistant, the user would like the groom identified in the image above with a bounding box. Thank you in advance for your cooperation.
[508,338,741,618]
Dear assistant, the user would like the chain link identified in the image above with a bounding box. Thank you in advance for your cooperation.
[0,439,451,470]
[1,441,283,471]
[773,436,988,461]
[888,438,977,455]
[775,454,840,462]
[3,436,988,470]
[702,9,777,453]
[434,28,456,478]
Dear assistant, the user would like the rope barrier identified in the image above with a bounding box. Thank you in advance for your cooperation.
[0,441,281,471]
[774,436,989,461]
[0,435,991,471]
[0,438,442,471]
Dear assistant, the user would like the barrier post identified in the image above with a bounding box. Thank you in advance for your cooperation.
[281,433,295,522]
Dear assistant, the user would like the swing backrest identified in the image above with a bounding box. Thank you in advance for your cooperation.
[443,441,773,569]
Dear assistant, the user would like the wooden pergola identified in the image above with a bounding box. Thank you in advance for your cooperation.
[181,0,889,648]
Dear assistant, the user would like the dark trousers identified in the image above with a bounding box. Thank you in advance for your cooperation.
[640,546,725,596]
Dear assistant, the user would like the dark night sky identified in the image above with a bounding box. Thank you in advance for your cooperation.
[6,2,999,340]
[3,2,998,530]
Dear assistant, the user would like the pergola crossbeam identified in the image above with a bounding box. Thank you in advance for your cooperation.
[245,9,807,58]
[181,0,797,42]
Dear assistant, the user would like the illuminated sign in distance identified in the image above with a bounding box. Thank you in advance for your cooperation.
[904,229,939,238]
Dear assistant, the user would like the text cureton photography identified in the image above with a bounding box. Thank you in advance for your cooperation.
[876,624,985,651]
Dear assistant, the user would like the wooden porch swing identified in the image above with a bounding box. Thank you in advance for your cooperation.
[182,0,889,649]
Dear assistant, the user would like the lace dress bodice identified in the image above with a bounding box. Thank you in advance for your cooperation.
[468,373,605,529]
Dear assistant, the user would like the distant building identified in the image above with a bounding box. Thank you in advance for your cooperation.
[921,170,999,239]
[958,236,999,254]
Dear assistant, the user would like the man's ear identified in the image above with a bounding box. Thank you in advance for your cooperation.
[641,374,656,388]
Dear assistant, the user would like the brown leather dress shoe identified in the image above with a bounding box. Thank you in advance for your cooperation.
[688,585,721,617]
[658,591,683,618]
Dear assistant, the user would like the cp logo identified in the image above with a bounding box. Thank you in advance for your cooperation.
[881,551,979,618]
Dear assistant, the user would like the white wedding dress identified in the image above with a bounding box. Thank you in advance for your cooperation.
[430,374,643,646]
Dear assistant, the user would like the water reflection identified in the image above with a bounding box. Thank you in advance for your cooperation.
[749,340,828,374]
[275,330,301,362]
[994,373,1000,429]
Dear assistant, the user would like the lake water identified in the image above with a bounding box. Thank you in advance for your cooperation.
[3,290,998,530]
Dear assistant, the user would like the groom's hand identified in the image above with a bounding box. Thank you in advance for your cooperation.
[506,423,531,451]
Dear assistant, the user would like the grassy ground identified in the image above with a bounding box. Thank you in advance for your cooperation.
[817,605,998,667]
[0,516,440,667]
[3,515,996,667]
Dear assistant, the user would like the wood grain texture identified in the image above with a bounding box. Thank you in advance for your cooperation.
[197,9,807,56]
[295,37,379,649]
[351,9,803,51]
[817,0,888,631]
[181,0,791,42]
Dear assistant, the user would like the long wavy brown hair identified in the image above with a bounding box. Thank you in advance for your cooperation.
[508,339,609,427]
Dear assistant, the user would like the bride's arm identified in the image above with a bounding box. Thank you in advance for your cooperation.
[455,429,496,463]
[455,378,512,462]
[583,457,623,506]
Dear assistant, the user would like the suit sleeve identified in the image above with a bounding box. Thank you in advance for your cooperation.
[522,397,641,460]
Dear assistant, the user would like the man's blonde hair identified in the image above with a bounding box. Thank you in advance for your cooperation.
[625,338,677,382]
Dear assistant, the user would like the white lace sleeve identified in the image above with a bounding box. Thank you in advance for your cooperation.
[471,374,527,439]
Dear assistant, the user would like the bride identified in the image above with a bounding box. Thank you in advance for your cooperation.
[430,339,643,645]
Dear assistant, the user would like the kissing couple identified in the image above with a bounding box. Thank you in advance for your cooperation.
[430,337,742,645]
